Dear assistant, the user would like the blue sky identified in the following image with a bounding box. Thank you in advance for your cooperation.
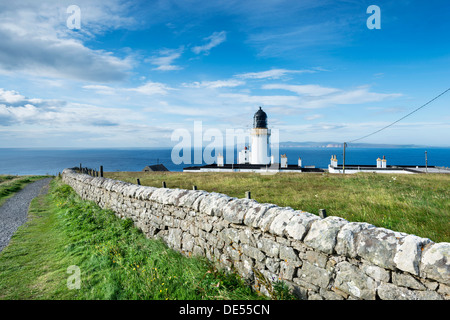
[0,0,449,147]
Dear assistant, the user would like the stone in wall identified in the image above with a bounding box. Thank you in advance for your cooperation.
[297,261,332,289]
[356,227,407,270]
[394,234,433,276]
[243,203,276,228]
[333,261,377,300]
[335,222,375,258]
[268,207,297,237]
[285,211,320,242]
[421,243,450,285]
[223,198,258,224]
[303,216,348,254]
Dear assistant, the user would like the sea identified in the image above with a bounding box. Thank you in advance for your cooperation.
[0,147,449,175]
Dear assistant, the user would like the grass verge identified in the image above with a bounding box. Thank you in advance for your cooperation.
[0,178,291,300]
[0,175,49,207]
[105,171,450,243]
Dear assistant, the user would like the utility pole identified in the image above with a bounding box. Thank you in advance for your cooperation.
[343,142,347,174]
[425,151,428,173]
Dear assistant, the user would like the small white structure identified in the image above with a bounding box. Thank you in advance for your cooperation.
[330,155,338,167]
[298,157,302,167]
[280,154,288,168]
[376,157,382,168]
[381,155,387,168]
[238,147,250,164]
[217,153,224,167]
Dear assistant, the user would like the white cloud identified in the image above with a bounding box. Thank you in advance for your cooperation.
[82,85,117,95]
[83,81,173,96]
[0,88,26,104]
[262,83,340,96]
[192,31,227,55]
[219,93,300,106]
[126,81,174,95]
[202,83,404,122]
[148,48,184,71]
[0,1,133,82]
[236,68,315,80]
[182,79,245,89]
[304,114,323,121]
[304,87,402,108]
[261,84,402,109]
[0,104,39,124]
[0,90,141,129]
[144,103,205,116]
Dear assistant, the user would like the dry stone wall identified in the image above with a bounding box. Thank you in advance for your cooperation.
[62,168,449,300]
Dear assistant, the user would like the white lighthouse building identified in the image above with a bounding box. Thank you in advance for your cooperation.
[238,107,272,165]
[250,107,271,165]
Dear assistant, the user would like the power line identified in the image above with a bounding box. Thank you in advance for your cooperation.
[348,87,450,143]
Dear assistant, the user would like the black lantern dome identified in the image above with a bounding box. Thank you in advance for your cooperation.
[253,106,268,129]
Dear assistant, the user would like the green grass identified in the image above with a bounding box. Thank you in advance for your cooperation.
[0,175,49,206]
[0,178,289,300]
[0,175,16,183]
[105,171,450,243]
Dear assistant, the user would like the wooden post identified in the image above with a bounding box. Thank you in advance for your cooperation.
[193,185,197,190]
[79,163,82,172]
[319,209,327,219]
[245,191,251,199]
[137,178,141,185]
[100,166,103,177]
[162,181,166,188]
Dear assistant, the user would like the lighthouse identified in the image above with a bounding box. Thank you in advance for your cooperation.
[185,106,326,173]
[250,107,271,165]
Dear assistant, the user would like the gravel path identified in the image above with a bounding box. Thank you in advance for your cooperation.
[0,177,53,253]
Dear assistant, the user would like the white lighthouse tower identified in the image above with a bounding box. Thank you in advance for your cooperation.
[250,107,271,165]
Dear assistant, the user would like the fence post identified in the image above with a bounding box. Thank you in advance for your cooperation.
[100,166,103,177]
[245,191,251,199]
[162,181,166,188]
[193,185,197,190]
[319,209,327,219]
[137,178,141,185]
